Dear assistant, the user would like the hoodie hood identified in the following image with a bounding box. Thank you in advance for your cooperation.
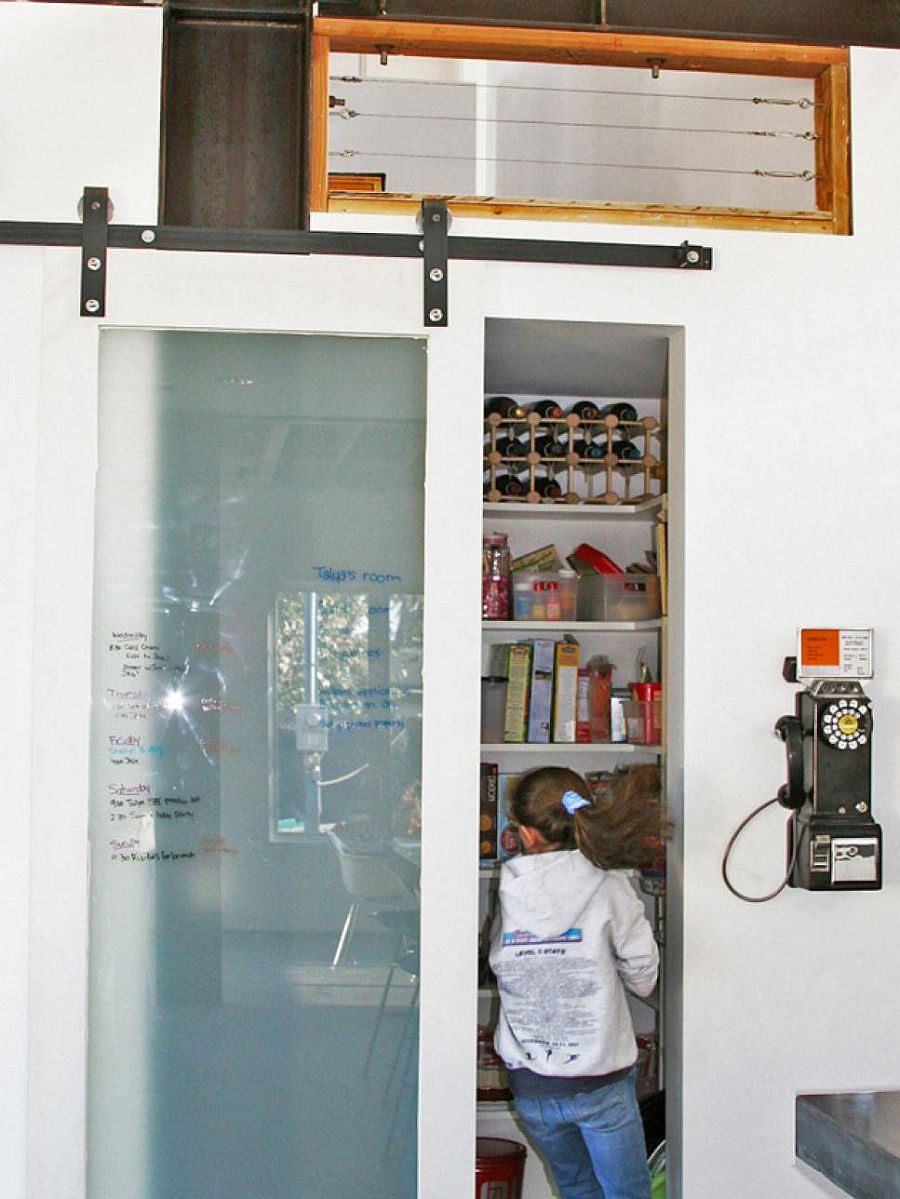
[499,849,610,942]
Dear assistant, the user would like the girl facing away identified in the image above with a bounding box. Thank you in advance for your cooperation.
[489,765,663,1199]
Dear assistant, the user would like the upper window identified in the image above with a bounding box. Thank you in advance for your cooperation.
[311,19,851,234]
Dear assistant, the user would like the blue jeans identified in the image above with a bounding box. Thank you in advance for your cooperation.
[513,1071,651,1199]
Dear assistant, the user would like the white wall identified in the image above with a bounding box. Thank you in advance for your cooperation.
[4,5,900,1197]
[0,3,162,224]
[0,246,44,1199]
[0,8,162,1196]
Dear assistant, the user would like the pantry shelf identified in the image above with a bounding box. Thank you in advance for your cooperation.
[477,1099,514,1115]
[483,497,664,523]
[481,742,662,756]
[482,618,664,635]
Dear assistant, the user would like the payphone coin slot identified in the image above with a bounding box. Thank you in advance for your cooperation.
[810,836,831,873]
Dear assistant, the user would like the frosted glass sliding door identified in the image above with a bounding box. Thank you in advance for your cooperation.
[88,330,426,1199]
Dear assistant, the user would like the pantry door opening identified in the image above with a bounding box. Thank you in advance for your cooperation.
[476,316,685,1198]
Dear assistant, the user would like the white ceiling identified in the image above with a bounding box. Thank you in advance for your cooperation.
[484,317,673,399]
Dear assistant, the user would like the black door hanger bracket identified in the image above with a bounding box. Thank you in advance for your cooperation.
[419,199,449,329]
[80,186,110,318]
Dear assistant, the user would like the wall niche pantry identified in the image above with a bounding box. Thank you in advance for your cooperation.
[477,317,677,1199]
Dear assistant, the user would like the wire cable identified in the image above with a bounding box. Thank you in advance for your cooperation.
[721,797,801,903]
[330,74,819,109]
[330,108,819,141]
[329,148,818,182]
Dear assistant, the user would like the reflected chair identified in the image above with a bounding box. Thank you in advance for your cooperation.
[365,938,419,1080]
[326,826,421,1098]
[326,826,419,969]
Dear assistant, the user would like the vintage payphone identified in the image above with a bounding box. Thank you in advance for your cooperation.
[776,628,882,891]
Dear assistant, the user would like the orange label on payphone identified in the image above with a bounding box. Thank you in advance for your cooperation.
[800,629,840,667]
[797,628,873,679]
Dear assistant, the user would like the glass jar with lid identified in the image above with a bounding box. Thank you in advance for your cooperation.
[482,533,511,620]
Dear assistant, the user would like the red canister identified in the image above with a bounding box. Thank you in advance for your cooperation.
[475,1137,526,1199]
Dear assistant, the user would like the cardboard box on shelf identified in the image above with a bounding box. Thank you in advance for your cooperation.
[503,643,532,743]
[511,544,563,573]
[527,639,555,743]
[479,762,499,860]
[552,640,580,742]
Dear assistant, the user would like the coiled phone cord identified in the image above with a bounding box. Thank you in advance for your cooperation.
[721,797,802,903]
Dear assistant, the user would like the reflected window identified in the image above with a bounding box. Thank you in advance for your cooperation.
[273,589,423,837]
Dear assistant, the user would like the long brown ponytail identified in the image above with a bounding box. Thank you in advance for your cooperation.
[510,764,666,871]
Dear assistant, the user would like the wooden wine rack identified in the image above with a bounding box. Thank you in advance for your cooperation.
[483,411,665,505]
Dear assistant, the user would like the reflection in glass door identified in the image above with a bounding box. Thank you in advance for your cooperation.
[88,331,426,1199]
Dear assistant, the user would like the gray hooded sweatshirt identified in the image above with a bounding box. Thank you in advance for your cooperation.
[489,849,658,1079]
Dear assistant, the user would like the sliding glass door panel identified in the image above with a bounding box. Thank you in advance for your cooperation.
[89,329,426,1199]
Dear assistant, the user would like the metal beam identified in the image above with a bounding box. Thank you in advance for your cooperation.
[0,217,711,269]
[0,202,711,326]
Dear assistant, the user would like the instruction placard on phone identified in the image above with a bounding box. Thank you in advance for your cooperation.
[797,628,873,679]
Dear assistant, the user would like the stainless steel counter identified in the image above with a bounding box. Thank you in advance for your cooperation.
[796,1091,900,1198]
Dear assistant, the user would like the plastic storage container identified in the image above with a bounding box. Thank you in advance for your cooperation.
[623,698,662,744]
[576,573,661,622]
[480,677,508,742]
[512,570,578,620]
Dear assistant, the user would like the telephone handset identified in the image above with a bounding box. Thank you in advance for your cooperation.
[774,715,803,810]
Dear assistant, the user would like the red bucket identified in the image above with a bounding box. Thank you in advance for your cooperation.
[476,1137,526,1199]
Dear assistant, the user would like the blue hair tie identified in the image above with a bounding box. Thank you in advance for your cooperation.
[561,790,590,815]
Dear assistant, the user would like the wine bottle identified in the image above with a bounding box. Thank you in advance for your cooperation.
[532,477,563,499]
[612,438,642,461]
[570,400,600,420]
[571,434,607,460]
[485,395,528,419]
[493,434,529,460]
[491,473,527,496]
[598,402,638,422]
[530,399,564,419]
[532,432,568,458]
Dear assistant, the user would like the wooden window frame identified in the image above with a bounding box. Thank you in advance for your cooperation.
[310,18,851,235]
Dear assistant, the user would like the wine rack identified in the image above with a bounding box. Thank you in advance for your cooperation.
[483,411,665,506]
